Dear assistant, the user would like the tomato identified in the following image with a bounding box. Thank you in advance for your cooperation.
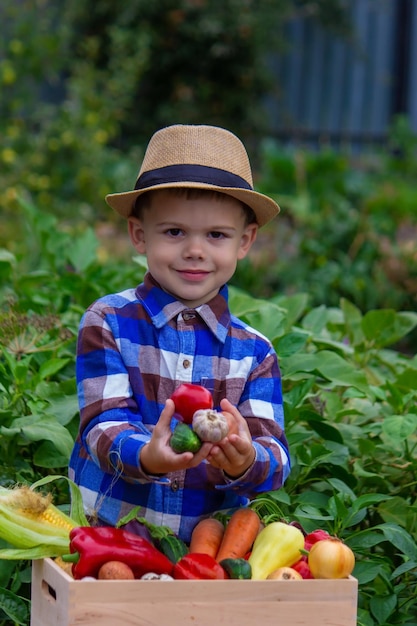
[308,538,355,579]
[171,383,213,424]
[304,529,331,551]
[292,558,314,579]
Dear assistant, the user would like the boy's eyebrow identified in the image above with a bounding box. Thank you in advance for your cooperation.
[156,220,238,232]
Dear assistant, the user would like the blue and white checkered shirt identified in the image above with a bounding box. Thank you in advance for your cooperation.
[69,272,290,542]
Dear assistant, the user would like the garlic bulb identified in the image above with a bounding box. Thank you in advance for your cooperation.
[141,572,174,581]
[192,409,229,442]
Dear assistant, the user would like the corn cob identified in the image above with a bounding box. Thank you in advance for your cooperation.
[0,485,78,558]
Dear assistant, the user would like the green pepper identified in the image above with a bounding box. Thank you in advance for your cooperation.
[220,557,252,579]
[248,521,304,580]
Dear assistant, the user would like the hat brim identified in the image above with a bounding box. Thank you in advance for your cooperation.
[105,182,280,228]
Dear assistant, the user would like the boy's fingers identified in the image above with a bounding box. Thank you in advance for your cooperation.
[220,397,237,415]
[155,399,175,431]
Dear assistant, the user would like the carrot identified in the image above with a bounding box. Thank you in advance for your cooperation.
[215,508,261,562]
[189,517,225,558]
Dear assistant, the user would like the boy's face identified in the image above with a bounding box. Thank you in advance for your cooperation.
[128,190,257,307]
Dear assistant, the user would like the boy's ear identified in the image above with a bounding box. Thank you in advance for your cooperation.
[237,223,258,260]
[128,217,146,254]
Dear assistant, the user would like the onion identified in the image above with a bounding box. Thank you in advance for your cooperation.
[308,538,355,579]
[266,566,302,580]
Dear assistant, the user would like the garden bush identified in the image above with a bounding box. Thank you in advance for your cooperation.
[0,199,416,625]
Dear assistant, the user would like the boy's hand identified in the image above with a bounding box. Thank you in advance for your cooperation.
[206,399,256,478]
[140,399,213,475]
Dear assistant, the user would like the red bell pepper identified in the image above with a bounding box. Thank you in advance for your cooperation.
[65,526,174,579]
[173,553,227,580]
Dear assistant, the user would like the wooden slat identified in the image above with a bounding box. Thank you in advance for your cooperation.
[31,558,358,626]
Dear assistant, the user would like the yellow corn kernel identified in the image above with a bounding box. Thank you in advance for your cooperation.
[37,505,76,532]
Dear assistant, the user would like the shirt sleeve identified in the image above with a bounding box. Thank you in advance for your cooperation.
[76,307,162,483]
[216,348,291,496]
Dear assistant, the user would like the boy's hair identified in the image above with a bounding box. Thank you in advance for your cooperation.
[132,188,257,226]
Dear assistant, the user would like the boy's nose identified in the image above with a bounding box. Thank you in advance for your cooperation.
[183,236,205,259]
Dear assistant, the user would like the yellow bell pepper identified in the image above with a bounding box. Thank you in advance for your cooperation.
[248,521,304,580]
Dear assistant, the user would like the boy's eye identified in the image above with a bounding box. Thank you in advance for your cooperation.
[209,231,225,239]
[166,228,183,236]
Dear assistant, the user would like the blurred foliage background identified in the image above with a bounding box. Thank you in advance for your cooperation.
[1,0,416,350]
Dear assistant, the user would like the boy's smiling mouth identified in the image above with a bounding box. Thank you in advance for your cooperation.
[176,269,210,281]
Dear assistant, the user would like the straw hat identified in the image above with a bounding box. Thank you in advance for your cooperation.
[105,124,280,227]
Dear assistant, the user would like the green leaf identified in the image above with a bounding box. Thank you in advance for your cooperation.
[0,560,15,588]
[352,459,381,478]
[242,304,287,342]
[302,413,344,443]
[276,331,309,357]
[326,477,356,500]
[349,493,392,515]
[33,441,71,469]
[340,298,364,346]
[1,415,74,458]
[42,390,78,426]
[228,287,270,317]
[362,310,417,348]
[0,249,16,266]
[353,560,386,585]
[271,293,309,326]
[283,379,315,408]
[283,350,368,392]
[391,561,417,578]
[132,255,149,271]
[369,593,397,625]
[327,494,349,520]
[36,358,70,382]
[0,587,29,625]
[294,505,334,521]
[375,523,417,560]
[395,367,417,390]
[382,414,417,443]
[346,530,388,551]
[66,227,98,271]
[302,305,328,334]
[378,497,417,529]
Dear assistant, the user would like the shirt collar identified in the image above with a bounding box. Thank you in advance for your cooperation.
[136,272,231,343]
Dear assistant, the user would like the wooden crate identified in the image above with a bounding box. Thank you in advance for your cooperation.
[31,558,358,626]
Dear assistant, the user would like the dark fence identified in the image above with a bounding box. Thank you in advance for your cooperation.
[267,0,417,151]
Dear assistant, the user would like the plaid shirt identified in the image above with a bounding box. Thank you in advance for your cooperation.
[69,273,290,542]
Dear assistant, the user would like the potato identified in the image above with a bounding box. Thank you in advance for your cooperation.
[97,560,135,580]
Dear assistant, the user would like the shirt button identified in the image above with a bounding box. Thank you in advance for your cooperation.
[183,359,191,369]
[171,479,179,492]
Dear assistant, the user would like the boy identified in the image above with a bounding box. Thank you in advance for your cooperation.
[69,124,290,542]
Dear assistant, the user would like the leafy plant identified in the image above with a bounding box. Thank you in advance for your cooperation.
[1,201,416,624]
[229,287,417,625]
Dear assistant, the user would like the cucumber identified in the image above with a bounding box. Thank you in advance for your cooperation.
[170,422,202,453]
[158,535,189,564]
